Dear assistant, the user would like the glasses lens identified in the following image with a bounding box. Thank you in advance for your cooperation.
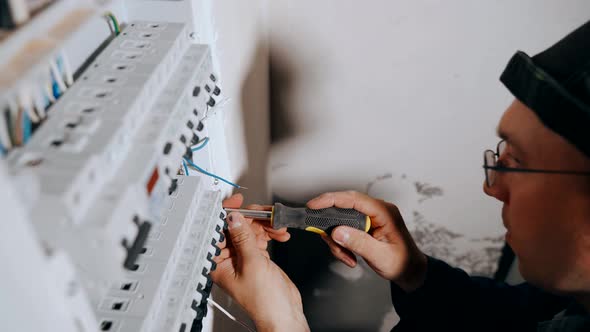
[497,140,507,156]
[484,150,497,186]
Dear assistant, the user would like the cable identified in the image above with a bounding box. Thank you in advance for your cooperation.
[182,159,190,176]
[33,89,47,118]
[183,158,246,189]
[191,137,210,152]
[208,298,255,332]
[45,83,56,103]
[49,59,67,93]
[14,107,23,146]
[22,111,31,143]
[18,89,40,123]
[104,12,120,35]
[0,108,12,149]
[60,51,74,86]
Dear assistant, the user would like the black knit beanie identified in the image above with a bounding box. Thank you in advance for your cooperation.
[500,21,590,158]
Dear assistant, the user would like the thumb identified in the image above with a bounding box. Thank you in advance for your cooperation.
[227,212,258,261]
[331,226,388,263]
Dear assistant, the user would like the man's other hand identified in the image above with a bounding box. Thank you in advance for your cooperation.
[308,191,428,292]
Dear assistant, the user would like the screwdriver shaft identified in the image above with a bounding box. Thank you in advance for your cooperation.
[224,208,272,220]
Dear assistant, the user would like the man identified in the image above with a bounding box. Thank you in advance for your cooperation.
[211,20,590,331]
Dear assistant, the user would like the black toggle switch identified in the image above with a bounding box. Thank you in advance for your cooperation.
[192,86,201,97]
[163,142,172,155]
[168,179,178,195]
[191,133,200,145]
[207,97,215,107]
[196,121,204,132]
[213,86,221,96]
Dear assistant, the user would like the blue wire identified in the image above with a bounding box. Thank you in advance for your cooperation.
[183,158,242,189]
[23,112,31,143]
[52,80,60,99]
[51,67,61,99]
[182,159,189,176]
[191,137,210,152]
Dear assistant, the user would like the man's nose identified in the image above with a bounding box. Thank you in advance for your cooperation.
[483,178,508,203]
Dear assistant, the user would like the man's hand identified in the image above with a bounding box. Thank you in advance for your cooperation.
[211,212,309,332]
[215,194,290,263]
[307,191,428,292]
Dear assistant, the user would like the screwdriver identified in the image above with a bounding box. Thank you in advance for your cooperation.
[225,203,371,236]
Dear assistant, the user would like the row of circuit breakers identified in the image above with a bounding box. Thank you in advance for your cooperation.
[5,21,228,332]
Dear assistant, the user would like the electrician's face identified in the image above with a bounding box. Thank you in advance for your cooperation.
[483,100,590,294]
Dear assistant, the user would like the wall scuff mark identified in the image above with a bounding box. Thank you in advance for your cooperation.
[414,181,444,202]
[365,173,393,194]
[410,211,503,276]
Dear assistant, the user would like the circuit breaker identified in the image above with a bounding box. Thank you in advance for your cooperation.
[0,7,232,331]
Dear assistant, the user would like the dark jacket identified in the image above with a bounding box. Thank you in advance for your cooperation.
[390,257,590,331]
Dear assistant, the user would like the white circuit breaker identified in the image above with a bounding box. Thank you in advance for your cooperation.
[1,17,229,332]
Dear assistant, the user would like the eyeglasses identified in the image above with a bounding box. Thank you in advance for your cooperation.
[483,140,590,187]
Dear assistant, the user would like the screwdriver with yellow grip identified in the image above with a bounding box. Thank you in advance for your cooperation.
[225,203,371,236]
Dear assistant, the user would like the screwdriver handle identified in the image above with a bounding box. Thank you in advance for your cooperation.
[272,203,371,236]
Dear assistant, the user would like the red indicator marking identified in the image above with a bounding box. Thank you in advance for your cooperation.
[146,168,159,195]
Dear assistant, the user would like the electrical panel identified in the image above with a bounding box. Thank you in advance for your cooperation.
[0,2,236,330]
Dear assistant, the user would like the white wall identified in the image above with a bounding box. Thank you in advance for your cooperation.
[190,0,270,204]
[268,0,590,273]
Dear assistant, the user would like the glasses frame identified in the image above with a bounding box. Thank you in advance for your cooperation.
[483,140,590,187]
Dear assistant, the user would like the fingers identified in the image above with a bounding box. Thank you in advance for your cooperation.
[321,234,357,267]
[331,226,390,268]
[226,212,258,263]
[223,193,244,209]
[215,213,270,264]
[263,226,291,242]
[307,191,398,229]
[213,236,269,263]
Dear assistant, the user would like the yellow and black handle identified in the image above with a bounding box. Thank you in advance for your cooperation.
[272,203,371,236]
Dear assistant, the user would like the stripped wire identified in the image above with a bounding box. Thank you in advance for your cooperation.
[208,298,255,332]
[183,158,246,189]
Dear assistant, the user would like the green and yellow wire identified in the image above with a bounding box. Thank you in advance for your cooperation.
[103,12,120,35]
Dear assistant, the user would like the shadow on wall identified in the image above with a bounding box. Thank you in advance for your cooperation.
[269,39,298,144]
[235,39,271,205]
